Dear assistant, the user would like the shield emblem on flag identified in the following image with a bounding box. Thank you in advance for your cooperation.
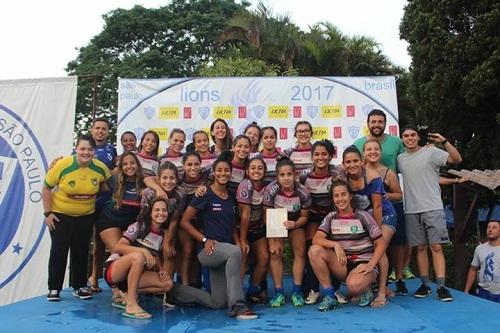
[198,107,210,120]
[361,104,374,116]
[134,128,146,141]
[307,105,319,119]
[348,126,360,139]
[144,106,155,120]
[251,105,264,119]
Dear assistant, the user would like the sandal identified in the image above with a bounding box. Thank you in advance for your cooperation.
[111,300,126,309]
[88,279,102,293]
[122,311,152,320]
[370,296,388,308]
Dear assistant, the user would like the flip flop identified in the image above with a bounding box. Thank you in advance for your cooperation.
[370,297,388,308]
[111,301,126,309]
[122,311,152,320]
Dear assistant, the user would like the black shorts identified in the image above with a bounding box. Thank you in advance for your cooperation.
[96,214,133,235]
[346,259,379,277]
[103,260,128,292]
[308,212,328,225]
[248,227,266,244]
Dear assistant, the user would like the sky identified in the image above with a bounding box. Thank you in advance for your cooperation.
[0,0,410,80]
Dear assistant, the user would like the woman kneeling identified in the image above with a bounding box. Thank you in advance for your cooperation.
[103,197,173,319]
[308,180,385,311]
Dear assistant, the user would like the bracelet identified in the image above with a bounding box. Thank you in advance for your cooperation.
[43,211,52,217]
[441,139,448,145]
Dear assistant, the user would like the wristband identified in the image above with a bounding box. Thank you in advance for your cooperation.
[43,211,52,217]
[441,139,448,145]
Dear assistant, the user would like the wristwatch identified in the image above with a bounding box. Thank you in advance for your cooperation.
[43,211,52,217]
[201,236,208,244]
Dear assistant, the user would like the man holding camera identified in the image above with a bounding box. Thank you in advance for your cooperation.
[397,125,462,302]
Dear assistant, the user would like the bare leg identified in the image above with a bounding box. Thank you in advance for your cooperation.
[178,229,195,285]
[416,245,429,278]
[373,226,395,306]
[346,269,377,297]
[430,243,446,280]
[268,238,284,289]
[99,228,124,300]
[289,228,306,286]
[308,244,347,288]
[250,238,269,287]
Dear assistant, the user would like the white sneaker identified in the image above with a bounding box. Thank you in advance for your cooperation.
[305,290,320,305]
[335,291,348,304]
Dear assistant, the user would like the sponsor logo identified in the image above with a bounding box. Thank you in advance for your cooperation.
[213,106,234,119]
[238,106,247,118]
[150,128,168,141]
[279,128,288,140]
[389,125,398,136]
[333,127,342,139]
[321,105,342,119]
[159,106,179,120]
[312,127,328,141]
[346,105,355,117]
[293,106,302,118]
[268,105,289,119]
[0,104,48,288]
[183,107,192,119]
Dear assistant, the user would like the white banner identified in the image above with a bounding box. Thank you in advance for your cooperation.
[0,77,77,306]
[117,76,399,164]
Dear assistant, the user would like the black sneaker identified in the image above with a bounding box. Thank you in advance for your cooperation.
[47,290,60,301]
[437,286,454,302]
[72,287,92,300]
[395,280,408,295]
[246,291,266,304]
[414,284,432,298]
[229,302,258,320]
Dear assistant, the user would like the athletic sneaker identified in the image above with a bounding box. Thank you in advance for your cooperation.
[72,287,92,300]
[269,293,285,307]
[291,292,305,307]
[229,302,258,320]
[395,280,408,295]
[388,269,396,282]
[437,286,454,302]
[335,290,349,304]
[403,266,416,279]
[47,290,60,301]
[305,289,320,305]
[414,284,432,298]
[317,295,339,312]
[358,288,373,307]
[246,291,267,304]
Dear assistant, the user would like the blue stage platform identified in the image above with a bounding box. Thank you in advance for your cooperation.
[1,278,498,333]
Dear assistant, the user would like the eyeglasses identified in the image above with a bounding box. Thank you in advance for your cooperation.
[296,129,311,134]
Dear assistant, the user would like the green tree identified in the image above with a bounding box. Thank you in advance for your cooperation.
[217,1,303,73]
[66,0,248,138]
[199,56,280,76]
[401,0,500,169]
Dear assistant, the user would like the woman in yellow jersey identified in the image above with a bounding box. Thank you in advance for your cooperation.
[42,135,111,301]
